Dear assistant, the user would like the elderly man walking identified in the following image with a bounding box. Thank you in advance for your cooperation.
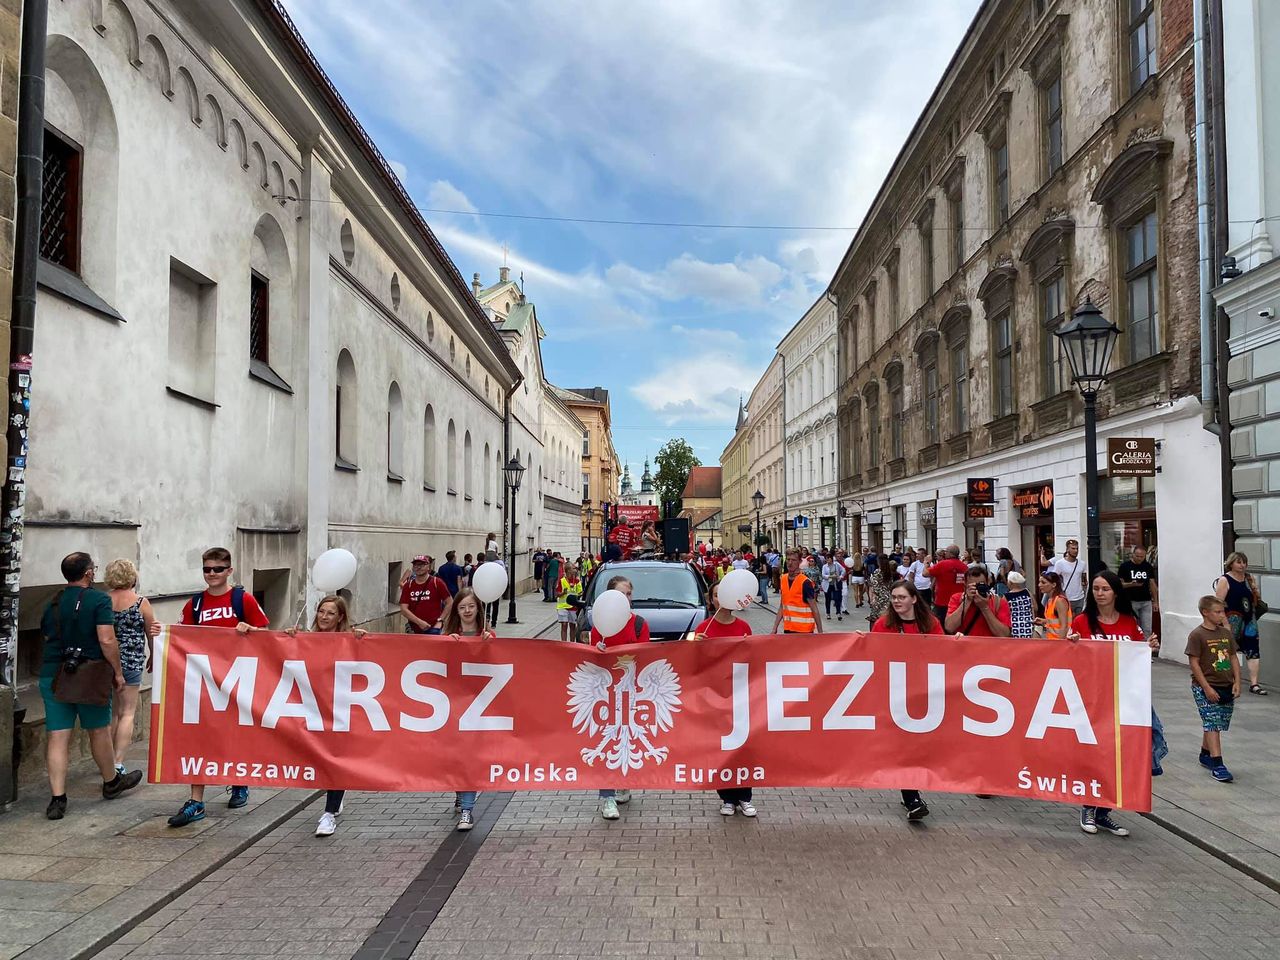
[39,552,143,819]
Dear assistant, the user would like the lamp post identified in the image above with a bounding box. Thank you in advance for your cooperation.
[751,489,765,551]
[503,456,525,624]
[1054,298,1121,577]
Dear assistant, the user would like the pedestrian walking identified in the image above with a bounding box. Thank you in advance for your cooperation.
[40,553,143,820]
[693,581,757,817]
[443,587,497,830]
[1050,539,1088,615]
[754,549,770,604]
[399,555,451,635]
[544,551,561,602]
[872,580,942,821]
[169,547,270,827]
[1034,572,1073,639]
[589,575,647,820]
[848,551,866,607]
[103,559,159,776]
[772,549,824,634]
[1119,545,1159,647]
[1186,595,1240,784]
[533,547,546,590]
[1004,571,1035,638]
[821,554,845,622]
[556,561,583,642]
[927,545,968,626]
[906,549,934,607]
[994,547,1021,597]
[285,595,367,837]
[436,550,465,597]
[867,557,895,627]
[1069,570,1159,837]
[1214,551,1266,695]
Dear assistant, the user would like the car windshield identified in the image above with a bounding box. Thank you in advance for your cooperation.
[587,567,701,607]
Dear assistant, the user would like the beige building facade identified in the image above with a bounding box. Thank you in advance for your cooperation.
[745,353,784,549]
[719,401,751,549]
[834,0,1219,647]
[558,387,618,554]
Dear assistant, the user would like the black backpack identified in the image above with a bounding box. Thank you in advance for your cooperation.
[191,586,247,624]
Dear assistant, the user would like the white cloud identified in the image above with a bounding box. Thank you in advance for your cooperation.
[631,355,757,425]
[388,159,409,182]
[426,179,478,215]
[606,253,793,309]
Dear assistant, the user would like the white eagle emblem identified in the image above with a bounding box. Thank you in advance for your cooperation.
[566,654,682,774]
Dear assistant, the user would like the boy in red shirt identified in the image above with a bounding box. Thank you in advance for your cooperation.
[588,576,648,820]
[168,547,270,827]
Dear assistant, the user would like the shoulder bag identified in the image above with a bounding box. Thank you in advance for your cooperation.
[50,590,115,706]
[1249,575,1269,617]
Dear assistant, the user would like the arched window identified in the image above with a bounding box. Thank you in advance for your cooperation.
[463,430,473,499]
[483,442,492,503]
[423,406,437,489]
[335,349,358,467]
[447,420,458,493]
[386,382,404,479]
[249,215,294,382]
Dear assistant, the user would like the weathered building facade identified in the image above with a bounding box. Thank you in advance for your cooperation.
[834,0,1219,646]
[719,401,750,549]
[746,353,784,549]
[783,293,840,552]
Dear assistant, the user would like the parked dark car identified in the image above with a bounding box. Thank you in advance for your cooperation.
[573,561,708,642]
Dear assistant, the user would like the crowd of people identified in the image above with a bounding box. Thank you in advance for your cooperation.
[35,532,1268,840]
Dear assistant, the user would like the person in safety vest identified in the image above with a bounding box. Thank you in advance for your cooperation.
[771,548,824,635]
[556,562,583,643]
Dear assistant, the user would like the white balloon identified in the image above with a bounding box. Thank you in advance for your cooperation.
[591,589,632,638]
[718,569,757,611]
[470,562,509,604]
[843,558,855,569]
[312,548,358,592]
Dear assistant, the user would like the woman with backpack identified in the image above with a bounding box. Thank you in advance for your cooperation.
[1215,552,1267,695]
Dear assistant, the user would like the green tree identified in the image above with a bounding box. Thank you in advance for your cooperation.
[653,438,701,515]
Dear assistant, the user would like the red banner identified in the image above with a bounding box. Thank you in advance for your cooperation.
[150,628,1153,810]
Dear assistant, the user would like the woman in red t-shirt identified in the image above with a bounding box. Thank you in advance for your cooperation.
[692,583,757,818]
[871,580,941,822]
[1068,570,1160,839]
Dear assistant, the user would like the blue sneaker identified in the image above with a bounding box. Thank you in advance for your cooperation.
[167,800,205,827]
[227,786,250,808]
[1199,752,1214,769]
[1211,763,1233,783]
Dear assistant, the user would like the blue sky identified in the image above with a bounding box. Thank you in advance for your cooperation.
[283,0,981,475]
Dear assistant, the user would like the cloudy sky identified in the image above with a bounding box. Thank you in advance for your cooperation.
[282,0,981,476]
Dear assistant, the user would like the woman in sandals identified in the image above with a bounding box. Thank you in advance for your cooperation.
[442,587,496,831]
[1215,552,1266,696]
[286,595,366,838]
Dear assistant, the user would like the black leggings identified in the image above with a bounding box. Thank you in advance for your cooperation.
[717,787,752,804]
[325,790,344,814]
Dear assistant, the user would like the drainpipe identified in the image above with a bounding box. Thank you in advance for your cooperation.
[1193,0,1216,431]
[1,0,48,806]
[1207,0,1236,555]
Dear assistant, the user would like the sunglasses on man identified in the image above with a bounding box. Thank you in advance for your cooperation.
[203,565,230,574]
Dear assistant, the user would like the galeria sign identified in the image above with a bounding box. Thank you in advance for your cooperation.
[150,627,1153,811]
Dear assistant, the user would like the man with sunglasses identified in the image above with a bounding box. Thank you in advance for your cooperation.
[168,547,270,827]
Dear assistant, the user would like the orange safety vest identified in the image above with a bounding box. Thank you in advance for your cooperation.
[780,573,816,633]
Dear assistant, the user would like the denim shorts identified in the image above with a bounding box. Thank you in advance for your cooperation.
[122,665,143,686]
[39,676,112,732]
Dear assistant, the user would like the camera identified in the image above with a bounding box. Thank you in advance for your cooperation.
[61,647,87,674]
[975,582,991,598]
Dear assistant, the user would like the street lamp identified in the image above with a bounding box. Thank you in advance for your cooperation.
[1055,298,1121,577]
[503,456,525,624]
[751,489,765,550]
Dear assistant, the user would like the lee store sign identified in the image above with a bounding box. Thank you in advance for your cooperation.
[150,627,1154,811]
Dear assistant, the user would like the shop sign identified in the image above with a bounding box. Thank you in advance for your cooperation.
[1013,484,1055,519]
[967,478,996,503]
[737,523,753,534]
[966,500,994,520]
[919,502,937,525]
[793,514,809,528]
[785,518,795,531]
[1108,438,1156,477]
[866,509,884,526]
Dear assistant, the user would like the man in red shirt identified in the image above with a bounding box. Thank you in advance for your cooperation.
[168,547,270,828]
[399,555,451,634]
[944,566,1012,637]
[927,544,969,627]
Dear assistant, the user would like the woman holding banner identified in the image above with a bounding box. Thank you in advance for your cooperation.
[285,596,366,838]
[873,580,942,821]
[443,588,496,831]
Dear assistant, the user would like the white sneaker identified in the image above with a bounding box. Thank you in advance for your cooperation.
[737,801,757,818]
[615,789,632,804]
[315,812,337,837]
[600,798,620,820]
[456,810,474,831]
[719,802,736,816]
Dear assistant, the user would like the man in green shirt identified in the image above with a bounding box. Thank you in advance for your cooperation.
[39,552,143,819]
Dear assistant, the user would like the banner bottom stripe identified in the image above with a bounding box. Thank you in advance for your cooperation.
[351,791,513,960]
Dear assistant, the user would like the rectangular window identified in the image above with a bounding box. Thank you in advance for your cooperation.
[582,430,590,456]
[1128,0,1157,94]
[851,410,862,475]
[249,271,269,363]
[889,385,904,459]
[991,134,1010,225]
[581,471,590,502]
[951,339,969,434]
[387,562,403,604]
[1045,73,1063,175]
[1125,211,1159,362]
[167,259,218,404]
[993,312,1014,417]
[1041,273,1067,395]
[40,128,82,271]
[867,398,881,468]
[807,445,814,486]
[948,188,964,273]
[924,361,939,444]
[919,216,934,297]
